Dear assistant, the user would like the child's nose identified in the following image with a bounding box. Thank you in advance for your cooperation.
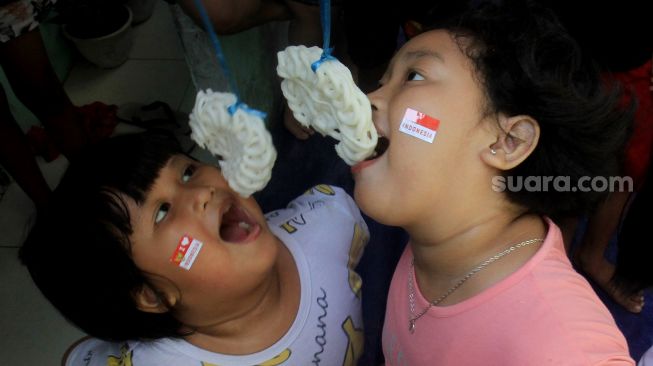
[191,185,215,212]
[367,88,384,113]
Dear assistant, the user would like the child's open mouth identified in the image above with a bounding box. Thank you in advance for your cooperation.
[219,203,260,243]
[351,135,389,174]
[365,135,389,161]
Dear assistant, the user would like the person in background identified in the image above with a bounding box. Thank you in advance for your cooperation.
[0,0,118,212]
[540,0,653,313]
[0,0,87,211]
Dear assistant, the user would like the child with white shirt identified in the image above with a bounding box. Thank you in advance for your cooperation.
[20,130,368,365]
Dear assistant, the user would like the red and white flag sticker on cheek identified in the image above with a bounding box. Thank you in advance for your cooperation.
[399,107,440,143]
[170,235,203,270]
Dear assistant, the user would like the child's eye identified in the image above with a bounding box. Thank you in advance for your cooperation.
[155,203,170,224]
[182,165,196,183]
[407,71,425,81]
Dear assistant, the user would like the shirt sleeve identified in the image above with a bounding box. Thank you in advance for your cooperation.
[65,337,130,366]
[638,346,653,366]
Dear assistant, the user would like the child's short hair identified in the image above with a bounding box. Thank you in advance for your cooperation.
[20,130,188,341]
[424,0,634,217]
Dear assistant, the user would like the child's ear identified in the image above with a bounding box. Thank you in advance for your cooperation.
[481,114,539,171]
[132,284,174,314]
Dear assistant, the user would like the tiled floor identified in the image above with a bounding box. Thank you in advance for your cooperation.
[0,2,195,364]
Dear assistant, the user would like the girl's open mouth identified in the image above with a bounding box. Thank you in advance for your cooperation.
[351,135,389,174]
[365,135,389,161]
[219,203,261,243]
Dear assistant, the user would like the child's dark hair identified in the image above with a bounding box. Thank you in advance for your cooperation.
[20,130,188,341]
[424,0,634,217]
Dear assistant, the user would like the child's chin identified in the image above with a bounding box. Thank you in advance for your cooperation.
[353,187,382,221]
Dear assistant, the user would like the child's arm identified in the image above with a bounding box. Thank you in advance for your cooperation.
[177,0,291,35]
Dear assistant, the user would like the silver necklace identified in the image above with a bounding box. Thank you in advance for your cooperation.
[407,238,543,334]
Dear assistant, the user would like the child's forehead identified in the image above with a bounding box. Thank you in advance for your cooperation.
[145,155,189,193]
[166,154,190,167]
[383,30,464,78]
[403,30,460,56]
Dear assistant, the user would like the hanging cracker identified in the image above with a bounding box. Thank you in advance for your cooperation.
[277,45,378,165]
[190,90,276,197]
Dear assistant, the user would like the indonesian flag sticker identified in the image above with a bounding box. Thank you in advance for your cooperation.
[170,235,203,270]
[399,107,440,143]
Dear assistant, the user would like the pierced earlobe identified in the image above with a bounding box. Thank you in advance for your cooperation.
[490,148,497,155]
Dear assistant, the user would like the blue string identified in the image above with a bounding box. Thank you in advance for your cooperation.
[319,0,331,53]
[193,0,266,118]
[227,101,267,120]
[311,0,336,72]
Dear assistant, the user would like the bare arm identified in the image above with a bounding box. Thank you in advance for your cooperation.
[177,0,292,35]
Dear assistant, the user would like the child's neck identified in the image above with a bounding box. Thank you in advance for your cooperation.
[183,239,300,355]
[408,210,546,305]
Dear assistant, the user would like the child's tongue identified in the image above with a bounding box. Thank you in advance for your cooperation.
[220,221,250,242]
[219,205,253,243]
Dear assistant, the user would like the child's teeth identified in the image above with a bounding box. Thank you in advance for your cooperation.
[238,221,251,232]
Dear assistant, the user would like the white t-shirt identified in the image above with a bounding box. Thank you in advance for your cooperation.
[640,346,653,366]
[65,185,368,366]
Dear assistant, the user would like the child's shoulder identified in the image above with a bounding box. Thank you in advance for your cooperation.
[64,337,131,366]
[265,184,360,222]
[296,184,351,202]
[64,337,205,365]
[264,184,368,250]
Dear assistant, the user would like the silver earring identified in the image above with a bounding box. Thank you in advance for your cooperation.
[490,148,497,155]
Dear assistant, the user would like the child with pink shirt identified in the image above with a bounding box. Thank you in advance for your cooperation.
[351,0,636,364]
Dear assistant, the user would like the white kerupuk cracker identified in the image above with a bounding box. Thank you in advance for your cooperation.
[189,89,276,197]
[277,45,378,165]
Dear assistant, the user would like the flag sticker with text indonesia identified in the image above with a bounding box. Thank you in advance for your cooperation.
[399,108,440,143]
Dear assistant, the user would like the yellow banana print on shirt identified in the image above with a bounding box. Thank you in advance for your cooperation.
[313,184,336,196]
[257,349,292,365]
[304,184,336,196]
[342,316,364,366]
[106,343,133,366]
[348,222,368,298]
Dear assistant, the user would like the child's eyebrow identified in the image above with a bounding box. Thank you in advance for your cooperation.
[402,50,445,64]
[168,155,186,170]
[381,49,445,84]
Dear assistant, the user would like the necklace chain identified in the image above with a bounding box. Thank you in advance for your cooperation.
[408,238,544,334]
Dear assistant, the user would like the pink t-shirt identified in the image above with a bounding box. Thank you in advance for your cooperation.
[383,218,634,365]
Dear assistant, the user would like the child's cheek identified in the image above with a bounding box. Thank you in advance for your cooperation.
[169,234,203,270]
[398,107,440,144]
